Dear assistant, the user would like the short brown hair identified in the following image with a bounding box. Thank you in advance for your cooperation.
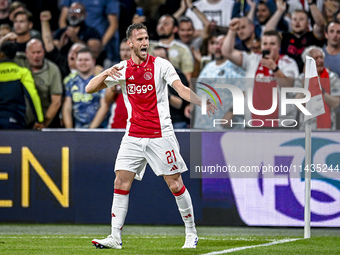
[263,30,281,45]
[126,23,148,39]
[13,10,32,22]
[76,47,94,59]
[292,9,309,18]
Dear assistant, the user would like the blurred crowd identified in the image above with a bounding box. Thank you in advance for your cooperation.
[1,0,340,131]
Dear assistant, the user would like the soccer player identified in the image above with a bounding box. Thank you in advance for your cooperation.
[86,23,216,249]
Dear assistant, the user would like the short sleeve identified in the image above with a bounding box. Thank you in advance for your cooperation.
[64,79,73,97]
[49,63,63,95]
[104,76,119,88]
[105,0,119,15]
[179,46,194,74]
[159,58,180,87]
[104,61,126,88]
[280,56,299,79]
[241,51,257,70]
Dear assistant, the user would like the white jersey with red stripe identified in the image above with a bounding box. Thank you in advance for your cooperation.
[104,54,180,138]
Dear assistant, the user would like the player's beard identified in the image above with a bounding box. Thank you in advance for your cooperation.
[133,47,147,61]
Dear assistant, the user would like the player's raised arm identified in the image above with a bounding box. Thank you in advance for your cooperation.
[86,66,123,93]
[172,79,217,117]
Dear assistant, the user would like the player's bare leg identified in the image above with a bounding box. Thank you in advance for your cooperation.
[164,173,198,248]
[92,170,135,249]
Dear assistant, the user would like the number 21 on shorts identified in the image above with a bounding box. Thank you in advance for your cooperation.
[166,150,177,164]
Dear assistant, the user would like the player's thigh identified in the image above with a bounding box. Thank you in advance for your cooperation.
[146,135,188,176]
[115,136,147,180]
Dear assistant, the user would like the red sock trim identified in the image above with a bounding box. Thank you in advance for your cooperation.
[173,185,186,196]
[114,189,130,195]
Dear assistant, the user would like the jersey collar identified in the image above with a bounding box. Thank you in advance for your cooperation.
[129,54,150,68]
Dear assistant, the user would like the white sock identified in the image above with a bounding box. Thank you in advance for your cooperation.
[111,189,129,242]
[173,186,197,235]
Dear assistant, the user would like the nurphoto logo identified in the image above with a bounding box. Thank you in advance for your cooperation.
[200,83,313,128]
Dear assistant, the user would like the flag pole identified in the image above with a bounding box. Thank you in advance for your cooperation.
[304,122,312,239]
[303,56,325,238]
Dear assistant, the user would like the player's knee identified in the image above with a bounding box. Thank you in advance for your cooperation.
[114,176,129,190]
[168,181,182,193]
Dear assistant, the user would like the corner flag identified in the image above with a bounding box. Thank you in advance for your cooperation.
[304,56,325,121]
[303,56,325,239]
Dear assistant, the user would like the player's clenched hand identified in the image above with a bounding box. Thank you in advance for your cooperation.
[107,65,123,79]
[206,99,217,117]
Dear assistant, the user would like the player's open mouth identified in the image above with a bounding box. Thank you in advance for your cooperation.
[140,48,147,53]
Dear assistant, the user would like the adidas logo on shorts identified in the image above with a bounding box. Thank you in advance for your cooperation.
[170,165,178,171]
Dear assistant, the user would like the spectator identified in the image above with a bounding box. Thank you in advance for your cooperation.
[53,2,101,60]
[0,41,44,129]
[0,0,10,26]
[251,0,288,37]
[0,23,11,37]
[153,45,190,128]
[149,14,194,82]
[296,46,340,130]
[177,16,203,50]
[58,0,120,66]
[15,38,63,128]
[323,0,340,24]
[185,0,234,35]
[9,1,41,39]
[265,0,325,73]
[235,17,256,52]
[222,19,299,128]
[61,42,105,87]
[62,48,108,128]
[106,38,129,129]
[62,42,88,83]
[8,1,25,23]
[40,10,85,79]
[323,21,340,77]
[192,34,217,74]
[13,10,37,52]
[174,0,210,39]
[194,35,245,130]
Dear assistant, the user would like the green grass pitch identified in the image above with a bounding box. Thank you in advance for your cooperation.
[1,224,340,254]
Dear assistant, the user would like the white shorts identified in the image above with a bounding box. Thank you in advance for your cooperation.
[114,134,188,181]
